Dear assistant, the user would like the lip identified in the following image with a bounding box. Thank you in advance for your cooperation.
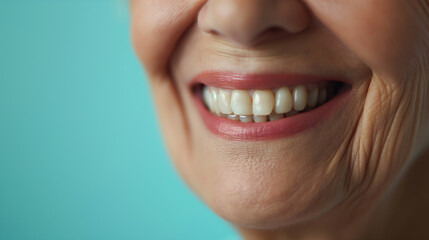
[191,72,352,89]
[191,72,352,140]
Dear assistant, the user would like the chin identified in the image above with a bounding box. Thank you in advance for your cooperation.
[190,151,350,229]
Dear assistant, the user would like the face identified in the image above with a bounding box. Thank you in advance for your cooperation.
[131,0,429,229]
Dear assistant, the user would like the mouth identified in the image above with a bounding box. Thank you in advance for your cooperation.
[191,72,352,140]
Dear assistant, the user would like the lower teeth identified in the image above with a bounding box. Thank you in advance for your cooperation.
[223,113,301,123]
[239,115,253,123]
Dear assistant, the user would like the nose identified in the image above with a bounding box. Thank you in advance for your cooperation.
[198,0,311,46]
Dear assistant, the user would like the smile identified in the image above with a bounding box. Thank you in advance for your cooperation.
[191,72,352,140]
[202,83,334,122]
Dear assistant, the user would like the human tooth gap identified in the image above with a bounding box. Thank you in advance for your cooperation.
[203,85,331,122]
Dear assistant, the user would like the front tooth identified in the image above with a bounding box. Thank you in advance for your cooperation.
[203,87,214,112]
[252,90,275,116]
[231,90,252,115]
[308,88,319,108]
[293,85,308,111]
[275,87,293,114]
[217,89,233,114]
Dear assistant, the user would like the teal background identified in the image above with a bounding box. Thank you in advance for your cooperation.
[0,1,236,239]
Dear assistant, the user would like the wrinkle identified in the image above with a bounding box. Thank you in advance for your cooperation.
[410,0,429,29]
[346,75,397,205]
[205,40,295,60]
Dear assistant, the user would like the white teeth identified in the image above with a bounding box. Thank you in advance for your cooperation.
[227,114,239,121]
[202,83,336,123]
[218,89,233,114]
[307,88,319,108]
[293,85,308,111]
[252,90,275,116]
[231,90,253,115]
[239,115,253,123]
[203,86,214,112]
[210,88,220,115]
[275,87,293,114]
[318,88,328,105]
[253,115,268,123]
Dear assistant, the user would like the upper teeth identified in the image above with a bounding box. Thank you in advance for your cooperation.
[203,85,330,122]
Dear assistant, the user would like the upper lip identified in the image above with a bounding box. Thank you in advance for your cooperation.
[190,71,351,89]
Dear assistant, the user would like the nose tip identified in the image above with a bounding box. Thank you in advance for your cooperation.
[198,0,311,46]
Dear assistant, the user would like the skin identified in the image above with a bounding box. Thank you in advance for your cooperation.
[131,0,429,239]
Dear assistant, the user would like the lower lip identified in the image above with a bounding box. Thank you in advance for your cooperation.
[194,88,351,141]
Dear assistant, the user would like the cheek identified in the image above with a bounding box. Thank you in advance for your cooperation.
[131,0,205,76]
[304,0,427,80]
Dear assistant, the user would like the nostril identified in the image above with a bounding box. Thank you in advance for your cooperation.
[265,27,287,34]
[207,29,220,36]
[197,0,311,47]
[261,26,292,37]
[249,27,293,45]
